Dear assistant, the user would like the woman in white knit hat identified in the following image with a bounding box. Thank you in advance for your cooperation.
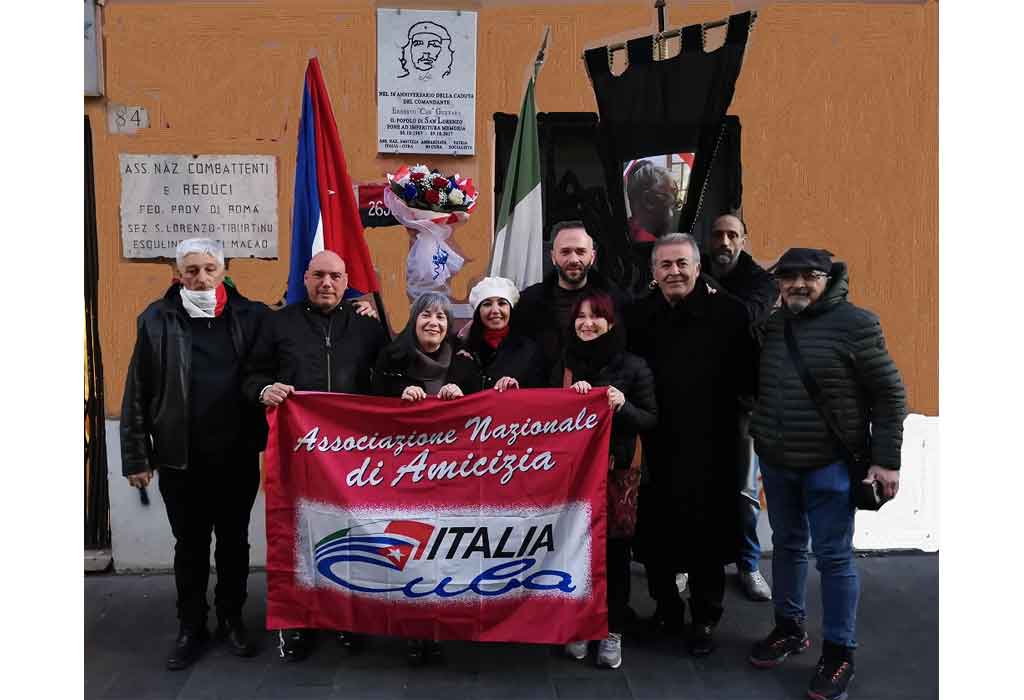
[461,276,545,392]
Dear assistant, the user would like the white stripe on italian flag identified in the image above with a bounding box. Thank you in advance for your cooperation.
[490,76,543,290]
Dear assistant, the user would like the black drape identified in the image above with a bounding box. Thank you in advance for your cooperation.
[85,115,111,549]
[492,112,742,293]
[582,11,752,293]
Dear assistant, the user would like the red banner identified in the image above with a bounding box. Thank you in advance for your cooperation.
[264,389,612,643]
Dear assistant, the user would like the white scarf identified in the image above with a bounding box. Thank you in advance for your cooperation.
[180,287,217,318]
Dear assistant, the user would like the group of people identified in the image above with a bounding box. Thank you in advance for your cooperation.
[122,215,907,700]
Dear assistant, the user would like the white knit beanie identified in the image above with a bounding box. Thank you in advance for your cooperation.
[468,276,520,310]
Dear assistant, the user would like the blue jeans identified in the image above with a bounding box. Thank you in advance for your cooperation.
[738,454,762,573]
[761,460,859,648]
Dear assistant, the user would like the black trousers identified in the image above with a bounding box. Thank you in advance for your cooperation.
[607,538,631,633]
[644,556,725,627]
[158,452,260,628]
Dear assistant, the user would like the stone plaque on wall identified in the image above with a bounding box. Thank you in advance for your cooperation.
[376,8,477,155]
[119,154,278,259]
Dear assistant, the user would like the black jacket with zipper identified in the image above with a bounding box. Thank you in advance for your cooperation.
[120,284,269,476]
[241,298,389,400]
[750,262,907,470]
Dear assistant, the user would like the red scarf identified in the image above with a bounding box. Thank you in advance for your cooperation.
[482,325,509,349]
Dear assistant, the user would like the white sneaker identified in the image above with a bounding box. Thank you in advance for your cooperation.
[740,569,772,601]
[596,633,622,669]
[564,640,588,660]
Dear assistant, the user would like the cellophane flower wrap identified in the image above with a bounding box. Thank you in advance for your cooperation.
[384,164,478,298]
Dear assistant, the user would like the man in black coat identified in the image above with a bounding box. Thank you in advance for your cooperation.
[121,238,269,670]
[626,233,758,657]
[242,249,388,662]
[512,220,630,373]
[702,213,779,603]
[747,249,906,700]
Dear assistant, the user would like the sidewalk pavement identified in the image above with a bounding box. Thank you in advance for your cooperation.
[86,553,937,700]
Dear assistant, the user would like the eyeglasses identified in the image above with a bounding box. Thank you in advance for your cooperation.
[775,270,829,283]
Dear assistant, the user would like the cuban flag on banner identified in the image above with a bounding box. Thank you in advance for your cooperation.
[287,58,380,304]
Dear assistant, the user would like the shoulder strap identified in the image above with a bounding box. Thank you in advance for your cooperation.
[783,319,862,464]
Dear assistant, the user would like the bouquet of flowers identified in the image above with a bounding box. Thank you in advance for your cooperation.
[387,164,478,215]
[383,165,478,298]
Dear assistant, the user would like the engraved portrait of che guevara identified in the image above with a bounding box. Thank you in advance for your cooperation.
[397,21,455,80]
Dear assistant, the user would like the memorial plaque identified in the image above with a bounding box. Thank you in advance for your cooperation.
[376,8,477,155]
[119,154,278,258]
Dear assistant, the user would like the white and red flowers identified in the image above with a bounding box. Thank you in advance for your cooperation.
[387,164,477,214]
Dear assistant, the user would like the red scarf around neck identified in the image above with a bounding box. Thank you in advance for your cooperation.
[482,325,509,349]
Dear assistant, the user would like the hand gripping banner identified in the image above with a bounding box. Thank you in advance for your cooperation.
[264,389,612,643]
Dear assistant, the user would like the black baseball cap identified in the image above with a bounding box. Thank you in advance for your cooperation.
[771,248,833,275]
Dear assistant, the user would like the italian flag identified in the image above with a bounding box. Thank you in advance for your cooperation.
[489,76,543,289]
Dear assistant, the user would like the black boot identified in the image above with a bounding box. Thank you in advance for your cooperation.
[406,639,427,667]
[335,631,366,655]
[277,628,314,663]
[166,624,209,671]
[749,617,810,668]
[216,616,257,657]
[646,599,685,636]
[686,623,716,657]
[808,641,855,700]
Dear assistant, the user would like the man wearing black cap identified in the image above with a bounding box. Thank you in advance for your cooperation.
[748,248,906,700]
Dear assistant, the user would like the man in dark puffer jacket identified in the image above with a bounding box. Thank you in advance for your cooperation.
[748,248,906,700]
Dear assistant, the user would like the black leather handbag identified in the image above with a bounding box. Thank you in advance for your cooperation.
[784,319,887,511]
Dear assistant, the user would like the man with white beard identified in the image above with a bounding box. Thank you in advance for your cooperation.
[748,248,906,700]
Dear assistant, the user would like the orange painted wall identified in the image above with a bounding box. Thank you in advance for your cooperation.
[87,0,937,416]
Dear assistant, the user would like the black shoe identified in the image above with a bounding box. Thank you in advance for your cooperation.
[646,602,685,636]
[335,631,366,655]
[686,623,716,657]
[277,628,312,663]
[425,640,443,663]
[807,641,855,700]
[216,616,257,657]
[406,639,427,667]
[749,621,811,668]
[166,625,209,671]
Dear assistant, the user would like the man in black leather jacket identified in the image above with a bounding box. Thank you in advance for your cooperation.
[121,238,268,671]
[242,249,388,662]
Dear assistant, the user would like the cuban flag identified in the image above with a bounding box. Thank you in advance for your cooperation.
[287,58,380,304]
[314,520,436,573]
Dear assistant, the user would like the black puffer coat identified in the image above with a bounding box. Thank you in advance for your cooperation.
[242,299,388,399]
[550,349,658,471]
[626,282,759,568]
[750,262,907,470]
[120,284,269,475]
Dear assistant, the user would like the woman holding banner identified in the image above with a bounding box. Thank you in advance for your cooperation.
[552,290,658,670]
[370,291,478,665]
[459,277,545,393]
[372,292,480,404]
